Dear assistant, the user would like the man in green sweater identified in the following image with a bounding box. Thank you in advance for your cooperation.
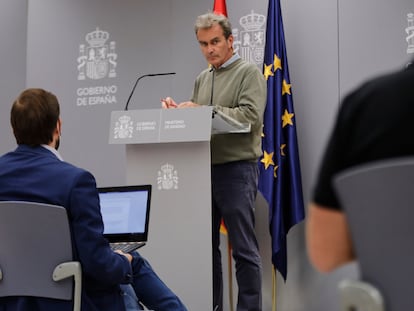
[162,12,266,311]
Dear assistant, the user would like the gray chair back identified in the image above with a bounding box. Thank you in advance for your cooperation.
[0,201,82,311]
[334,157,414,311]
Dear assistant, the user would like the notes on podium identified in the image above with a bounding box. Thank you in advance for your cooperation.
[211,109,251,134]
[108,106,250,145]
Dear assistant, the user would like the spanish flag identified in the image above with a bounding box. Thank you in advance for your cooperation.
[213,0,228,17]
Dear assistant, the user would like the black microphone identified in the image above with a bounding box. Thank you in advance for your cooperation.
[209,67,215,106]
[124,72,176,110]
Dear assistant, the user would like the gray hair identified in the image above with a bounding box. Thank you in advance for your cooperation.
[194,12,232,39]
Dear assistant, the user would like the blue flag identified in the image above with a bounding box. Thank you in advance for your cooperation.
[258,0,305,280]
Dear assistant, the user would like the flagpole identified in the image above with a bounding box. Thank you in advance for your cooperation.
[227,240,234,311]
[272,268,277,311]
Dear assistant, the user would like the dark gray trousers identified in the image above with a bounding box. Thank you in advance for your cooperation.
[212,161,262,311]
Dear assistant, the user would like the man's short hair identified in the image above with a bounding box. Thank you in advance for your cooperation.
[194,12,232,39]
[11,88,60,146]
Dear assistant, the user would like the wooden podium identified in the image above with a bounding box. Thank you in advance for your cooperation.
[108,107,250,310]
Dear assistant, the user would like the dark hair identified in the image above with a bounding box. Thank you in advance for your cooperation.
[194,12,232,39]
[11,88,60,146]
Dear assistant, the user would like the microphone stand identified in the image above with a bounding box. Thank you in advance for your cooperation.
[124,72,176,111]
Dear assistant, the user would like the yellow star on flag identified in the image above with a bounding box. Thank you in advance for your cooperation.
[282,79,291,95]
[263,63,274,81]
[281,109,294,128]
[280,144,286,156]
[261,150,275,170]
[274,165,279,178]
[273,54,282,71]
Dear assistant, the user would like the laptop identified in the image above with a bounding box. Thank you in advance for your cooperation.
[98,184,152,253]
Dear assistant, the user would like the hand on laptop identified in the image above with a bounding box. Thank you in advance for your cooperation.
[115,249,133,263]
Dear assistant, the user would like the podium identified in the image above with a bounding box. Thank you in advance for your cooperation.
[108,107,249,310]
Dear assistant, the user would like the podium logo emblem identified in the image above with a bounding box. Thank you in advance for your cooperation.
[114,115,133,139]
[157,163,179,190]
[77,28,117,80]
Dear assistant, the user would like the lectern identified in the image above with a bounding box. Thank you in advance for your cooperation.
[108,106,249,310]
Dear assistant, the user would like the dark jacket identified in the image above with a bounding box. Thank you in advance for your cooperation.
[0,145,130,311]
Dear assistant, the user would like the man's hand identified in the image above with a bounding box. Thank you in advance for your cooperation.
[177,101,200,108]
[161,97,178,109]
[114,249,133,263]
[161,97,200,108]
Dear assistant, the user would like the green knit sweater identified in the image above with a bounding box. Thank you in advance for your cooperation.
[191,58,267,164]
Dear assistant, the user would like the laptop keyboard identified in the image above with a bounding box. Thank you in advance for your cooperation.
[110,242,145,253]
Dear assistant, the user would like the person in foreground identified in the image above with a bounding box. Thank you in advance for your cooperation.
[162,12,266,311]
[307,60,414,273]
[0,88,187,311]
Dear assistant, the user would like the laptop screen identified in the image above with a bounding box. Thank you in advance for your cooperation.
[98,185,152,243]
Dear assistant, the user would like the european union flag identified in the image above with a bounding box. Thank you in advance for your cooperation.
[258,0,305,280]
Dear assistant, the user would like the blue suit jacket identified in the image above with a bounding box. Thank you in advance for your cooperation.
[0,145,131,311]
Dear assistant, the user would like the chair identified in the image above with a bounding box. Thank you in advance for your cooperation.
[333,157,414,311]
[338,279,384,311]
[0,201,82,311]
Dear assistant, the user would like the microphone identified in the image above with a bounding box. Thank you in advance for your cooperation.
[209,67,215,106]
[124,72,176,110]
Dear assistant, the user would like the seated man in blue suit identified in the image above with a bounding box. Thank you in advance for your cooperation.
[0,88,188,311]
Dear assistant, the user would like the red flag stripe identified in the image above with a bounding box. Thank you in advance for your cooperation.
[213,0,228,17]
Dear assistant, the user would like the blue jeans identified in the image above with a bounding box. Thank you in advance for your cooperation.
[212,161,263,311]
[121,252,187,311]
[121,284,143,310]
